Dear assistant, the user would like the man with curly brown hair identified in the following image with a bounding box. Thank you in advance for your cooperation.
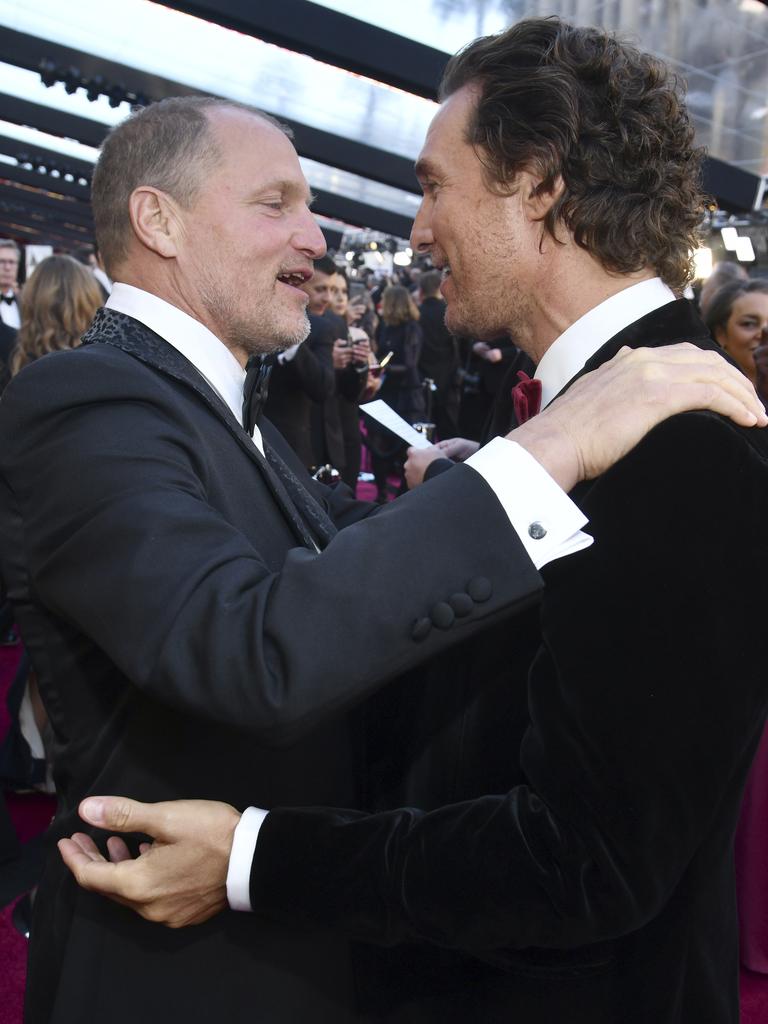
[59,18,768,1024]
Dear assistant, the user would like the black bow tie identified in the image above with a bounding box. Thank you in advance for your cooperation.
[1,294,15,305]
[242,355,274,434]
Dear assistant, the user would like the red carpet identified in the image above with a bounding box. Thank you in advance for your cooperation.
[0,900,27,1024]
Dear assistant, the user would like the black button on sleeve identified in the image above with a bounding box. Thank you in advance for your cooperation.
[431,602,455,629]
[411,617,432,642]
[466,576,492,602]
[449,592,474,617]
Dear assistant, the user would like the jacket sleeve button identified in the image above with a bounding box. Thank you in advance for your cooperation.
[449,592,474,617]
[431,602,455,629]
[411,617,432,641]
[466,576,492,602]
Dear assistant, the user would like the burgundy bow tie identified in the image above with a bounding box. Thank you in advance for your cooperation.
[511,370,542,425]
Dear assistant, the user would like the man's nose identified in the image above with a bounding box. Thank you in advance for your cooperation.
[296,208,327,259]
[410,202,433,255]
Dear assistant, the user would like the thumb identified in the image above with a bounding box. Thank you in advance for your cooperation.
[79,795,167,837]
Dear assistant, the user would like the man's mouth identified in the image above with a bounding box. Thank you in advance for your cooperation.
[277,269,312,290]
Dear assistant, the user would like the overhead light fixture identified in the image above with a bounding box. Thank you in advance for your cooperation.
[63,67,81,95]
[736,236,756,262]
[721,226,739,251]
[38,58,57,88]
[393,251,412,267]
[345,250,354,261]
[693,246,713,279]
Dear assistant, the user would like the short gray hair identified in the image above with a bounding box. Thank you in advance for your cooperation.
[91,96,291,276]
[0,239,21,259]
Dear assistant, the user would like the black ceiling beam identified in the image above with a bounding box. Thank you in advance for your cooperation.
[1,86,420,195]
[1,93,109,149]
[0,214,91,247]
[0,132,94,181]
[0,27,189,107]
[0,162,91,203]
[0,182,93,229]
[0,31,419,195]
[703,156,764,213]
[0,198,88,238]
[311,188,411,239]
[156,0,447,100]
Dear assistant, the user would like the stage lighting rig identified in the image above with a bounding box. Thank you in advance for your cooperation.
[37,58,151,110]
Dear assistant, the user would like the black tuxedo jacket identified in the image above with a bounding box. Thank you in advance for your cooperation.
[0,308,542,1023]
[0,320,16,393]
[248,300,768,1024]
[263,313,335,469]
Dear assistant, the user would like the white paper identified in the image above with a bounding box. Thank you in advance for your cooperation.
[360,400,433,450]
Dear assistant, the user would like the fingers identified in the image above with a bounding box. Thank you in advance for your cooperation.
[107,836,134,863]
[657,379,763,429]
[79,796,172,840]
[67,832,105,862]
[605,346,767,426]
[58,838,125,895]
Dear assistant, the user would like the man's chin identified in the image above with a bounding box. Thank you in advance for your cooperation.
[445,304,484,341]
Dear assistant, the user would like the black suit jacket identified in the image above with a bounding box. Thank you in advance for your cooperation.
[0,320,16,393]
[264,314,335,469]
[248,300,768,1024]
[0,308,542,1023]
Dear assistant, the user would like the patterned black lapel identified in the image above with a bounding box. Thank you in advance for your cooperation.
[82,308,336,550]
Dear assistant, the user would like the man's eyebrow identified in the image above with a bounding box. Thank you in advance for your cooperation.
[414,158,439,182]
[251,179,313,204]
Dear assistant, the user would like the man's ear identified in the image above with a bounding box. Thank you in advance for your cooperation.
[519,170,566,224]
[128,186,183,259]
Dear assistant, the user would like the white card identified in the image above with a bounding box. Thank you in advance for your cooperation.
[360,400,433,450]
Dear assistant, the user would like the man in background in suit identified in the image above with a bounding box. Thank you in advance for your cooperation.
[0,239,21,330]
[61,20,768,1024]
[417,268,460,439]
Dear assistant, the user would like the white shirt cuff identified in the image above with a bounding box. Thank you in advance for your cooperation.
[277,344,300,364]
[465,436,593,570]
[226,806,268,911]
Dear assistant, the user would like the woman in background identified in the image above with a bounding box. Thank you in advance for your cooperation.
[704,276,768,975]
[703,278,768,400]
[369,286,425,502]
[11,254,102,376]
[2,254,102,795]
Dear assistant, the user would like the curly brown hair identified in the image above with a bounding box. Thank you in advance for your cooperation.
[439,17,706,292]
[12,255,102,375]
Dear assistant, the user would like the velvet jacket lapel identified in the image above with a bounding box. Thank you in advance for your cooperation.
[81,307,321,550]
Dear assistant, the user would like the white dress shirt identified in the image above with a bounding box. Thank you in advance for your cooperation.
[106,283,265,455]
[224,282,675,912]
[535,277,675,409]
[0,291,21,329]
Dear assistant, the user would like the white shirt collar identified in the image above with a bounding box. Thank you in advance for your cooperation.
[535,278,676,408]
[105,283,263,453]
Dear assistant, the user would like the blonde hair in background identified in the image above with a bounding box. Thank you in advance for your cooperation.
[381,285,420,326]
[12,255,103,376]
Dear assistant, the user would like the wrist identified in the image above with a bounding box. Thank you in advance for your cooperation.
[510,412,582,492]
